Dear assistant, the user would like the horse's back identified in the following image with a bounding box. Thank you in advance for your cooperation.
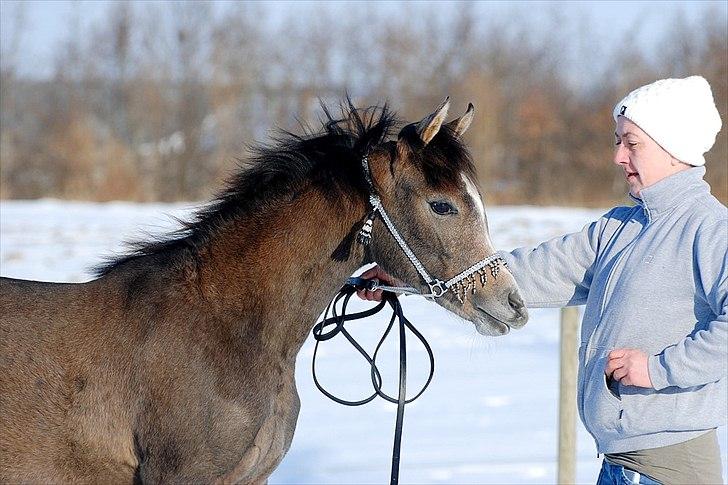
[1,275,79,315]
[0,276,90,354]
[0,277,138,483]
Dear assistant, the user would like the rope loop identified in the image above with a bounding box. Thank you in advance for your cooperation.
[311,281,435,484]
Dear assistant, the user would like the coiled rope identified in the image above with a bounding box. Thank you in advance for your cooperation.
[311,278,435,484]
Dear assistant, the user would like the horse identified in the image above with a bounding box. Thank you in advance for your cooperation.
[0,98,528,484]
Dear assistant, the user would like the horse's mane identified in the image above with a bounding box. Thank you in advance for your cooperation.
[94,99,474,277]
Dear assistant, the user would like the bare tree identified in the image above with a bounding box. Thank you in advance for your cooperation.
[1,1,725,205]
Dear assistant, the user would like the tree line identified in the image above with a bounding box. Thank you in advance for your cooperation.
[1,2,726,205]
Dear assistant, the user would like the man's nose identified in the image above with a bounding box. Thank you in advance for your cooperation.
[613,144,629,166]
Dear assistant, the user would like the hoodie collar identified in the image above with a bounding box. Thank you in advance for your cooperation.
[629,166,709,221]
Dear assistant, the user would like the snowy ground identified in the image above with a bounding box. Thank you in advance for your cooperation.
[1,200,726,484]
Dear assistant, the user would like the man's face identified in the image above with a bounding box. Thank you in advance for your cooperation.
[613,117,689,197]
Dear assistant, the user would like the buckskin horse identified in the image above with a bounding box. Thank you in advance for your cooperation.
[0,98,528,483]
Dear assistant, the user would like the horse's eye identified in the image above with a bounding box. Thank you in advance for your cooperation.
[429,201,457,215]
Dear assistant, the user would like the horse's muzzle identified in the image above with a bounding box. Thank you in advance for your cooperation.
[506,290,528,328]
[470,286,528,336]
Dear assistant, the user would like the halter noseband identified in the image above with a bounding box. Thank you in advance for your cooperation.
[356,155,506,302]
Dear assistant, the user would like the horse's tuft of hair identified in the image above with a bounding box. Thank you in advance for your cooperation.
[93,99,398,277]
[397,122,477,189]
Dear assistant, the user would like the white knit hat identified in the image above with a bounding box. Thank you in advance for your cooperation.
[613,76,722,166]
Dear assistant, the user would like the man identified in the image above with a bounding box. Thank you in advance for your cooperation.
[360,76,726,484]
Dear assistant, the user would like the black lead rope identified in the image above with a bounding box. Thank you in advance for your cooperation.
[311,278,435,485]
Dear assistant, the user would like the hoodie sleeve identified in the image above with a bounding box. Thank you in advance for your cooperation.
[498,208,619,308]
[648,218,728,390]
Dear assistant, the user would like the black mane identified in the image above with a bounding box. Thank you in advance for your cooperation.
[94,99,475,277]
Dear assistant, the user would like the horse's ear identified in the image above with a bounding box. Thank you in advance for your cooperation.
[414,97,450,145]
[446,103,475,138]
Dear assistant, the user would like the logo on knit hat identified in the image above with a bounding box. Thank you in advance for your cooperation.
[620,105,627,115]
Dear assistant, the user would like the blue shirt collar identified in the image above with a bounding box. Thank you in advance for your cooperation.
[629,166,709,221]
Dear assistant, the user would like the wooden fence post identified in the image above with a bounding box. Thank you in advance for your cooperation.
[558,306,579,484]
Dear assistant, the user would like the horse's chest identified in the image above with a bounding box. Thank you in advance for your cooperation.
[217,370,300,484]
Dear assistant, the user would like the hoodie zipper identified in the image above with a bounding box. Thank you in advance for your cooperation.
[598,208,651,317]
[580,208,650,451]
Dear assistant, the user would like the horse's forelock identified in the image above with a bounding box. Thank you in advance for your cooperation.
[398,123,476,189]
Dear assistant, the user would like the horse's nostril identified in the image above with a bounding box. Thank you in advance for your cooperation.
[508,290,525,313]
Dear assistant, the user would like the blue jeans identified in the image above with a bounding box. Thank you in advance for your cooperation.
[596,459,662,485]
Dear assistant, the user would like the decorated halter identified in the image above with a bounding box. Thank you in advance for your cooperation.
[356,155,507,303]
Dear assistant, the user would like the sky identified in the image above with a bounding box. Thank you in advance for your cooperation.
[2,0,727,79]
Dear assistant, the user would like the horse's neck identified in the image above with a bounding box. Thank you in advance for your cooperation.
[200,189,366,360]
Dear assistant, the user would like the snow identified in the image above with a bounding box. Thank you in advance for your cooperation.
[1,200,725,484]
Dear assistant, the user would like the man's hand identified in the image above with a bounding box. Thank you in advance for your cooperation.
[605,348,653,388]
[355,265,398,302]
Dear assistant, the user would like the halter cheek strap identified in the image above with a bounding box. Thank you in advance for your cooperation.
[356,156,506,302]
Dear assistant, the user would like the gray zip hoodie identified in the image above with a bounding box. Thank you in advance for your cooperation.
[500,166,727,453]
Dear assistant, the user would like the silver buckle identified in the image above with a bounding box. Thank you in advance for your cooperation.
[428,280,447,298]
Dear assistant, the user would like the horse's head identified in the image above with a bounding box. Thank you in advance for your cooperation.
[366,98,528,336]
